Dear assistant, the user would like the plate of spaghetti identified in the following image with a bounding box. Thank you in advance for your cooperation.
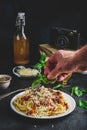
[10,86,76,119]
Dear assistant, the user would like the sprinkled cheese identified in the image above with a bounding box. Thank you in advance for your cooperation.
[17,68,39,76]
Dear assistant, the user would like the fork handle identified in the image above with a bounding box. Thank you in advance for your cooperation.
[0,89,25,100]
[0,84,41,100]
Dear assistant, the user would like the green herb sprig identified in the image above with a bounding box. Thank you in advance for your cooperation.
[53,84,64,89]
[32,52,57,87]
[77,100,87,109]
[32,52,64,89]
[31,73,57,88]
[71,86,87,97]
[34,52,47,70]
[71,86,83,97]
[71,86,87,109]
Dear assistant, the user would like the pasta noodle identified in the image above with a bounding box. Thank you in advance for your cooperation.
[13,86,69,117]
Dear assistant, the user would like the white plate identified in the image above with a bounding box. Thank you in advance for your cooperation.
[10,91,76,119]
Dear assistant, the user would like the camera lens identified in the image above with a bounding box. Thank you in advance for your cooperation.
[58,38,65,46]
[56,35,69,49]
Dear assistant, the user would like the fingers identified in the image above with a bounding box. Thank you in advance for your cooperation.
[44,53,59,76]
[58,73,72,81]
[47,66,61,79]
[58,73,67,81]
[44,59,53,76]
[44,51,63,75]
[44,66,50,76]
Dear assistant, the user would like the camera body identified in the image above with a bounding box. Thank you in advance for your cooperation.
[50,27,80,50]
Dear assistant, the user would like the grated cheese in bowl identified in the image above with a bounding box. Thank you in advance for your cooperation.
[17,68,39,77]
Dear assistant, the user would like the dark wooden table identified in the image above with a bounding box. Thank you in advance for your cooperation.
[0,63,87,130]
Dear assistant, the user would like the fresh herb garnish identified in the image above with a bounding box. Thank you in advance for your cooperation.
[32,52,58,87]
[31,73,57,88]
[77,100,87,109]
[82,89,87,93]
[71,86,87,97]
[71,86,83,97]
[53,84,64,89]
[71,86,87,109]
[34,52,47,70]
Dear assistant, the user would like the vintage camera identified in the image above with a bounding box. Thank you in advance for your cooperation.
[50,27,80,50]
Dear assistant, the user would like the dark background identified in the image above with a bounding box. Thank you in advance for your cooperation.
[0,0,87,65]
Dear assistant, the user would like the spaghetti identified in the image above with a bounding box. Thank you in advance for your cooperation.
[13,86,69,117]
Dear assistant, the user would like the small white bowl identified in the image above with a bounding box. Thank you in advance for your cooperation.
[12,66,41,78]
[0,74,12,89]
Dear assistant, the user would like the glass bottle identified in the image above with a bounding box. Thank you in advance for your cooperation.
[13,12,30,65]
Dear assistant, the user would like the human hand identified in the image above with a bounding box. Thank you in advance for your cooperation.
[44,50,76,81]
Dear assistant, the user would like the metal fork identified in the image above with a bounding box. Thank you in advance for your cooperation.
[0,84,41,101]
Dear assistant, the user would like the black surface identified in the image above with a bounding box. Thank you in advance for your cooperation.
[0,1,87,129]
[0,64,87,130]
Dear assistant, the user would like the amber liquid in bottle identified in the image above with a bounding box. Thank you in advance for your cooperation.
[14,13,30,65]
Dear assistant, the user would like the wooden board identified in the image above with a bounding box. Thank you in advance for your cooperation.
[39,43,57,57]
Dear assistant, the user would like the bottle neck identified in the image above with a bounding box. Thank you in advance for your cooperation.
[16,24,25,35]
[15,17,25,36]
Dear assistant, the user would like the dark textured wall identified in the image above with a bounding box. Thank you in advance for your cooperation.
[0,0,87,64]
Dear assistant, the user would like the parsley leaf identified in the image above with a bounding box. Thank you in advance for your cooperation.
[71,86,83,97]
[34,52,46,70]
[77,100,87,109]
[53,84,64,89]
[31,73,57,88]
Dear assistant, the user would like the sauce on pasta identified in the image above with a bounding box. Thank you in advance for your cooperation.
[13,86,69,117]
